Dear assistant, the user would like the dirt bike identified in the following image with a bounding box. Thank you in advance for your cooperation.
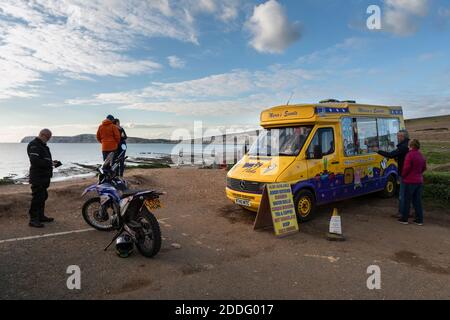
[81,144,163,258]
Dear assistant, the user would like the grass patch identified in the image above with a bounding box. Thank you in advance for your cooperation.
[424,171,450,184]
[421,143,450,165]
[128,163,171,169]
[423,172,450,205]
[422,151,450,165]
[0,178,15,185]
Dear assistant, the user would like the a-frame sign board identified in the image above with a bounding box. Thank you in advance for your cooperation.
[254,183,299,238]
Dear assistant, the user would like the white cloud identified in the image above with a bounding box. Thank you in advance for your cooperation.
[220,5,239,22]
[121,98,264,116]
[0,57,41,99]
[246,0,301,54]
[298,37,367,65]
[64,66,319,116]
[386,0,428,15]
[383,0,429,36]
[55,34,450,122]
[189,0,241,22]
[418,51,444,61]
[0,0,242,99]
[167,55,186,69]
[439,7,450,18]
[389,94,450,119]
[197,0,217,13]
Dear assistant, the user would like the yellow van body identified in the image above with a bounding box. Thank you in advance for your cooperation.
[226,102,405,221]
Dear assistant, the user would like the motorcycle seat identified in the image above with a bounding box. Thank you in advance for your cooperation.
[121,190,147,198]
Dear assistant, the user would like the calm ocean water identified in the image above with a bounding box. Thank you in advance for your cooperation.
[0,143,244,181]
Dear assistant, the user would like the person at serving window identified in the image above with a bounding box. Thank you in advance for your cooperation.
[377,130,410,218]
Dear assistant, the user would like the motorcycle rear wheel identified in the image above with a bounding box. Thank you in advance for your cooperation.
[134,207,162,258]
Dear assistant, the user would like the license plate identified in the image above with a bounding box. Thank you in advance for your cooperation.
[235,198,251,207]
[144,199,162,211]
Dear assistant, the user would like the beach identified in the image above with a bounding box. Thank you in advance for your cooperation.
[1,168,449,299]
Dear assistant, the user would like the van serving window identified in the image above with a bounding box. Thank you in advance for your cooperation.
[356,118,379,154]
[342,117,356,157]
[378,118,400,152]
[342,117,400,156]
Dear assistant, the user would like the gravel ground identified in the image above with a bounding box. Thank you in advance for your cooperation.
[0,168,449,300]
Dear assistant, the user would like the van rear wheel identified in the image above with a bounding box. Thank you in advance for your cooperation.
[294,190,316,223]
[381,174,397,198]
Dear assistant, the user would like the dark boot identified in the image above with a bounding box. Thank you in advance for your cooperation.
[29,220,44,228]
[40,216,54,223]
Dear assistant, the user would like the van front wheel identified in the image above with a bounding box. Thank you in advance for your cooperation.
[381,174,397,198]
[294,190,316,223]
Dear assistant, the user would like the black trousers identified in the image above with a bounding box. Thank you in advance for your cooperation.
[115,148,126,176]
[103,151,114,161]
[29,182,50,222]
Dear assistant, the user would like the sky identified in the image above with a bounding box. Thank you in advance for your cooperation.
[0,0,449,142]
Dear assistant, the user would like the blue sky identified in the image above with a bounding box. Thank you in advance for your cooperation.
[0,0,449,142]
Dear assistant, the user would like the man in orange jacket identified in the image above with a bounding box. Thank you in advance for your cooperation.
[96,115,121,161]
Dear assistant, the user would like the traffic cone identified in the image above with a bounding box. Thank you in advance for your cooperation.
[327,208,346,241]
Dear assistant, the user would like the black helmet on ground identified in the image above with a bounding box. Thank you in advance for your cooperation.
[116,234,134,258]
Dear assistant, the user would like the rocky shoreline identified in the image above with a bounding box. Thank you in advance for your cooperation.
[1,154,176,185]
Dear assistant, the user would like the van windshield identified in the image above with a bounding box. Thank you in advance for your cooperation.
[249,126,313,156]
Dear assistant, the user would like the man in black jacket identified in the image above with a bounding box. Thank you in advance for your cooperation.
[27,129,59,228]
[377,129,410,217]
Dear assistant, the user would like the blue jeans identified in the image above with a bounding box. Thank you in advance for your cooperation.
[401,184,424,223]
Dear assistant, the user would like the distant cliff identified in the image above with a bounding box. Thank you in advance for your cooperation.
[21,130,260,144]
[21,134,179,144]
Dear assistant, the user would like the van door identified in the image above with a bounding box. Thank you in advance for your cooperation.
[305,126,340,205]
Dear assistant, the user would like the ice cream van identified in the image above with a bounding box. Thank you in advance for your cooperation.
[226,100,405,222]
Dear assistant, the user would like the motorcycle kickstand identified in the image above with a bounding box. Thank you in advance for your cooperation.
[104,227,124,251]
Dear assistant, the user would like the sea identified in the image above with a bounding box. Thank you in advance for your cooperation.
[0,143,245,182]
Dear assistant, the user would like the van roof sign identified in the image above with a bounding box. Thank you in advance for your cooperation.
[260,103,403,127]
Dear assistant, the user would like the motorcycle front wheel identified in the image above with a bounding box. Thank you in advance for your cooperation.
[134,207,162,258]
[81,197,114,231]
